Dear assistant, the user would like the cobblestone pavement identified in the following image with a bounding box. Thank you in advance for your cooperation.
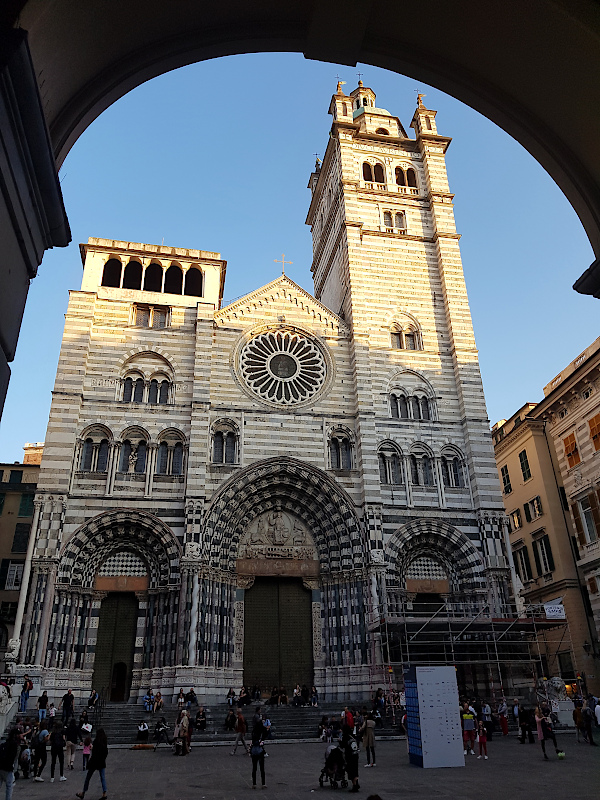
[14,733,600,800]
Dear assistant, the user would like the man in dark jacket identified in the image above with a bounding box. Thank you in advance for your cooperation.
[0,727,22,799]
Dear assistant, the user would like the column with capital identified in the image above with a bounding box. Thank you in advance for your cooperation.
[34,560,59,665]
[144,443,158,497]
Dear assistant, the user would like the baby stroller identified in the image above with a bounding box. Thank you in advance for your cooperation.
[319,742,348,789]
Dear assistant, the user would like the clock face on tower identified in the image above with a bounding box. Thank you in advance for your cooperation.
[239,328,328,406]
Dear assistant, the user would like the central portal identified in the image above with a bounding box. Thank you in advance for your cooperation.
[92,593,138,702]
[243,578,313,691]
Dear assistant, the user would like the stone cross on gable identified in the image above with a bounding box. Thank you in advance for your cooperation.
[274,253,293,275]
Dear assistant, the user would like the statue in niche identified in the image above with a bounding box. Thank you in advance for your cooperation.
[250,515,269,545]
[128,446,138,473]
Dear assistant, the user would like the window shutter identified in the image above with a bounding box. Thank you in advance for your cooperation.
[589,577,598,595]
[0,494,4,514]
[522,546,533,580]
[532,540,542,576]
[12,523,30,553]
[570,502,586,545]
[513,551,522,582]
[0,560,9,591]
[524,502,532,523]
[543,535,555,572]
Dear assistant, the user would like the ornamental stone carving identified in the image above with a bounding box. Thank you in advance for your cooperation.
[369,549,386,565]
[238,511,318,561]
[184,541,202,559]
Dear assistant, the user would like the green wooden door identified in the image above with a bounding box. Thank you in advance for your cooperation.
[243,578,313,692]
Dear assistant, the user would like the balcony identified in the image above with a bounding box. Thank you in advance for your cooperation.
[484,554,509,570]
[578,538,600,567]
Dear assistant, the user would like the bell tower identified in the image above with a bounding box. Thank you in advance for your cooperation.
[306,83,509,611]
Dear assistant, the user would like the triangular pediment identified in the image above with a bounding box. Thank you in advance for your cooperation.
[215,275,350,336]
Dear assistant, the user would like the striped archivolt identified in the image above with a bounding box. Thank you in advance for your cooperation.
[240,329,326,405]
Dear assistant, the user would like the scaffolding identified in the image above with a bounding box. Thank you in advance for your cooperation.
[367,594,575,702]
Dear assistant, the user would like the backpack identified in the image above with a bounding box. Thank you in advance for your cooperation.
[27,680,33,692]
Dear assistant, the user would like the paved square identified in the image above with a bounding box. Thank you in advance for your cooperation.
[16,734,600,800]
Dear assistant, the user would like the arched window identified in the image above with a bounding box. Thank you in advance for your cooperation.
[341,438,352,469]
[342,103,348,115]
[391,330,402,349]
[159,380,169,404]
[395,167,406,186]
[390,454,402,484]
[80,438,93,471]
[383,211,393,228]
[362,162,373,182]
[148,380,158,405]
[122,260,142,290]
[97,440,109,472]
[373,163,385,183]
[330,438,341,469]
[119,440,132,472]
[422,456,435,485]
[390,394,399,418]
[213,431,224,463]
[395,212,406,231]
[172,442,184,475]
[406,168,417,188]
[376,128,389,135]
[123,377,133,402]
[420,397,430,420]
[425,117,432,130]
[410,455,419,485]
[398,395,409,418]
[143,262,163,292]
[133,378,144,403]
[164,264,183,294]
[101,258,122,287]
[225,432,236,464]
[452,457,464,488]
[441,457,451,487]
[362,97,368,106]
[404,331,416,350]
[157,442,168,474]
[184,267,203,297]
[135,441,147,473]
[411,396,421,420]
[378,453,387,483]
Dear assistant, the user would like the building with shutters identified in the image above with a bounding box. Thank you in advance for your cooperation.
[0,448,40,671]
[530,337,600,686]
[492,408,598,693]
[12,84,532,703]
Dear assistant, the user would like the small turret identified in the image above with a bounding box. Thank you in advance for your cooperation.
[328,81,353,123]
[410,94,439,136]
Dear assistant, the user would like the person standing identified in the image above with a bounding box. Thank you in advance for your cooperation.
[59,688,75,723]
[581,701,597,745]
[518,705,535,744]
[49,720,67,783]
[477,720,488,760]
[0,727,21,800]
[342,724,360,793]
[497,698,509,736]
[32,723,50,781]
[573,704,587,743]
[481,700,493,740]
[19,675,31,713]
[250,720,267,789]
[76,728,108,800]
[361,712,376,767]
[231,709,249,755]
[37,691,49,722]
[512,698,520,727]
[461,703,476,755]
[65,718,79,770]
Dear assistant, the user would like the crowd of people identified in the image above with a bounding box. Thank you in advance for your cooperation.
[225,684,319,707]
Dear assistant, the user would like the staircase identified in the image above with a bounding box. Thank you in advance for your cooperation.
[76,701,406,747]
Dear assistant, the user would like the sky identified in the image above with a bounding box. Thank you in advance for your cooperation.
[0,52,597,461]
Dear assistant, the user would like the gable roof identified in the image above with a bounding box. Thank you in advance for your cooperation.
[215,275,350,336]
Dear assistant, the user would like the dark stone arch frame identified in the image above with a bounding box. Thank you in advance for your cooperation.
[385,518,485,595]
[202,456,367,573]
[58,509,182,589]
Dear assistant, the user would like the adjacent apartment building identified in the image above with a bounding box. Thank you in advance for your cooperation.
[0,444,42,670]
[492,408,596,692]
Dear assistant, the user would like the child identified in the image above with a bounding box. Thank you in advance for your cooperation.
[19,744,31,779]
[48,703,56,718]
[477,720,488,759]
[82,736,92,771]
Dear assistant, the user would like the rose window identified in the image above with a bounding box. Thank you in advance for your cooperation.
[240,330,327,405]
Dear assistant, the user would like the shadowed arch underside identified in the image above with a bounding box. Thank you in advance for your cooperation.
[204,457,366,573]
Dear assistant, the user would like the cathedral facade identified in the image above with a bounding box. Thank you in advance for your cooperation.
[13,84,513,702]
